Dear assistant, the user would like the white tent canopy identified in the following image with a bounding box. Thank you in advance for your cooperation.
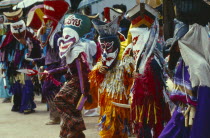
[0,0,22,9]
[12,0,44,10]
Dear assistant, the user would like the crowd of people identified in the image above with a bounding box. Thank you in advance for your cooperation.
[0,0,210,138]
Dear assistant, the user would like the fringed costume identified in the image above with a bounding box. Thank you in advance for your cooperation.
[87,17,135,138]
[54,13,93,138]
[30,0,69,123]
[55,54,89,137]
[1,9,41,113]
[122,4,170,138]
[160,1,210,137]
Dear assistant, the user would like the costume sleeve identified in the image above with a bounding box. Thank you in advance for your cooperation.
[78,52,90,95]
[48,65,68,75]
[33,57,45,66]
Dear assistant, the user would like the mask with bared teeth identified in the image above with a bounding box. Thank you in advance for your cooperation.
[58,13,91,58]
[92,17,120,69]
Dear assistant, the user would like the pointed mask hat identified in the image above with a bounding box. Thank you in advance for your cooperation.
[4,9,26,42]
[58,13,91,58]
[37,0,69,48]
[92,17,121,69]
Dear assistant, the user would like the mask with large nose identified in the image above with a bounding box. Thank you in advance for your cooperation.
[100,36,120,67]
[92,17,121,69]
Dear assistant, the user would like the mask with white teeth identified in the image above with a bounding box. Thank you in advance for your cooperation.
[99,36,120,68]
[58,13,91,58]
[92,17,121,69]
[58,28,79,58]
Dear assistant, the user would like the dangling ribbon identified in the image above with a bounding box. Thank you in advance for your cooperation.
[76,58,88,110]
[46,75,62,86]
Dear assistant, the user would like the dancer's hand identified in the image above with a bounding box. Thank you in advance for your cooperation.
[43,70,49,75]
[99,66,108,74]
[40,70,49,80]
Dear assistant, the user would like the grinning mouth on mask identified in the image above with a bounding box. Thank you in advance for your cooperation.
[59,36,76,52]
[102,48,119,67]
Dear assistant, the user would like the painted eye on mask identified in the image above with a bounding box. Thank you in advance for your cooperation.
[65,35,70,39]
[58,35,76,47]
[12,25,23,31]
[101,41,114,53]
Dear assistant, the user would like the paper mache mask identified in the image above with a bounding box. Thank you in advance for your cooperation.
[58,14,91,58]
[92,17,120,68]
[10,20,26,41]
[37,0,69,48]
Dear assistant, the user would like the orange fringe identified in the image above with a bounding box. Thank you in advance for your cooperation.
[84,68,105,110]
[99,92,130,138]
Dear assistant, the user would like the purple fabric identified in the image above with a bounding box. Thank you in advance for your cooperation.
[170,60,197,106]
[45,33,61,65]
[9,81,22,95]
[20,80,36,112]
[33,56,45,66]
[190,86,210,138]
[48,66,68,74]
[10,81,22,111]
[13,49,22,67]
[75,58,87,110]
[42,63,61,99]
[159,108,190,138]
[76,58,85,95]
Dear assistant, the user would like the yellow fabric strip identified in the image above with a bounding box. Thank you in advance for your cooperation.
[136,106,139,122]
[147,103,151,124]
[140,105,144,123]
[35,8,44,22]
[174,83,194,96]
[154,102,157,124]
[119,25,133,60]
